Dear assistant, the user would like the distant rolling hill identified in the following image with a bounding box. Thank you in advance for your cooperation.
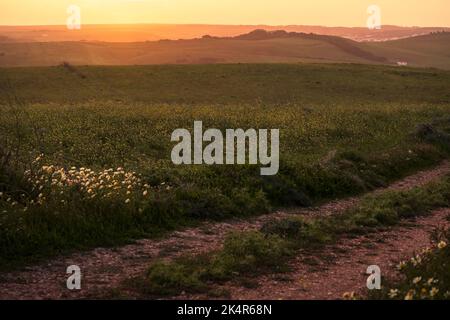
[0,30,449,69]
[1,24,449,42]
[364,32,450,70]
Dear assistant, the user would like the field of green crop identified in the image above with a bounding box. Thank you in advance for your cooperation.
[0,63,449,269]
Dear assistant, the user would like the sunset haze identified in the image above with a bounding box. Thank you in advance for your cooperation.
[0,0,449,27]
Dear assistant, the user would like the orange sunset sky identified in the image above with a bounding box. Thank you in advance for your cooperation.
[0,0,449,27]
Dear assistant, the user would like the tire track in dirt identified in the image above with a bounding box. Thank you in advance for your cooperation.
[0,161,449,299]
[186,208,449,300]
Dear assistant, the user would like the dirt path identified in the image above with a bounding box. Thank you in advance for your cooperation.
[0,161,449,299]
[180,208,449,300]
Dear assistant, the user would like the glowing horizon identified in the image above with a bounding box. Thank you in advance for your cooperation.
[0,0,449,27]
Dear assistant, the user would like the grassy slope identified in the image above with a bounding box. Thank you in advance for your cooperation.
[1,63,449,105]
[0,32,449,69]
[0,63,449,269]
[0,37,368,67]
[365,33,450,70]
[1,63,449,166]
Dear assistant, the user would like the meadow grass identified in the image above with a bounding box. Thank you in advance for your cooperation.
[1,63,449,106]
[0,63,449,269]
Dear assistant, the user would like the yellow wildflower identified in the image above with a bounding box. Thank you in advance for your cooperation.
[412,277,422,285]
[404,290,415,300]
[388,289,399,298]
[342,292,357,300]
[438,241,447,249]
[430,287,439,297]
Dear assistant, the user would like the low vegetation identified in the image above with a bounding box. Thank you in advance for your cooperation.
[0,63,449,269]
[135,173,450,297]
[135,232,292,295]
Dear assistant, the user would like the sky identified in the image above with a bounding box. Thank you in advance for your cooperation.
[0,0,449,27]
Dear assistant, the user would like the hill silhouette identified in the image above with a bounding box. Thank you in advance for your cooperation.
[0,29,448,69]
[1,24,449,42]
[230,29,388,62]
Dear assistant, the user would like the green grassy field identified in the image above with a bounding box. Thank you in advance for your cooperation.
[0,63,449,269]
